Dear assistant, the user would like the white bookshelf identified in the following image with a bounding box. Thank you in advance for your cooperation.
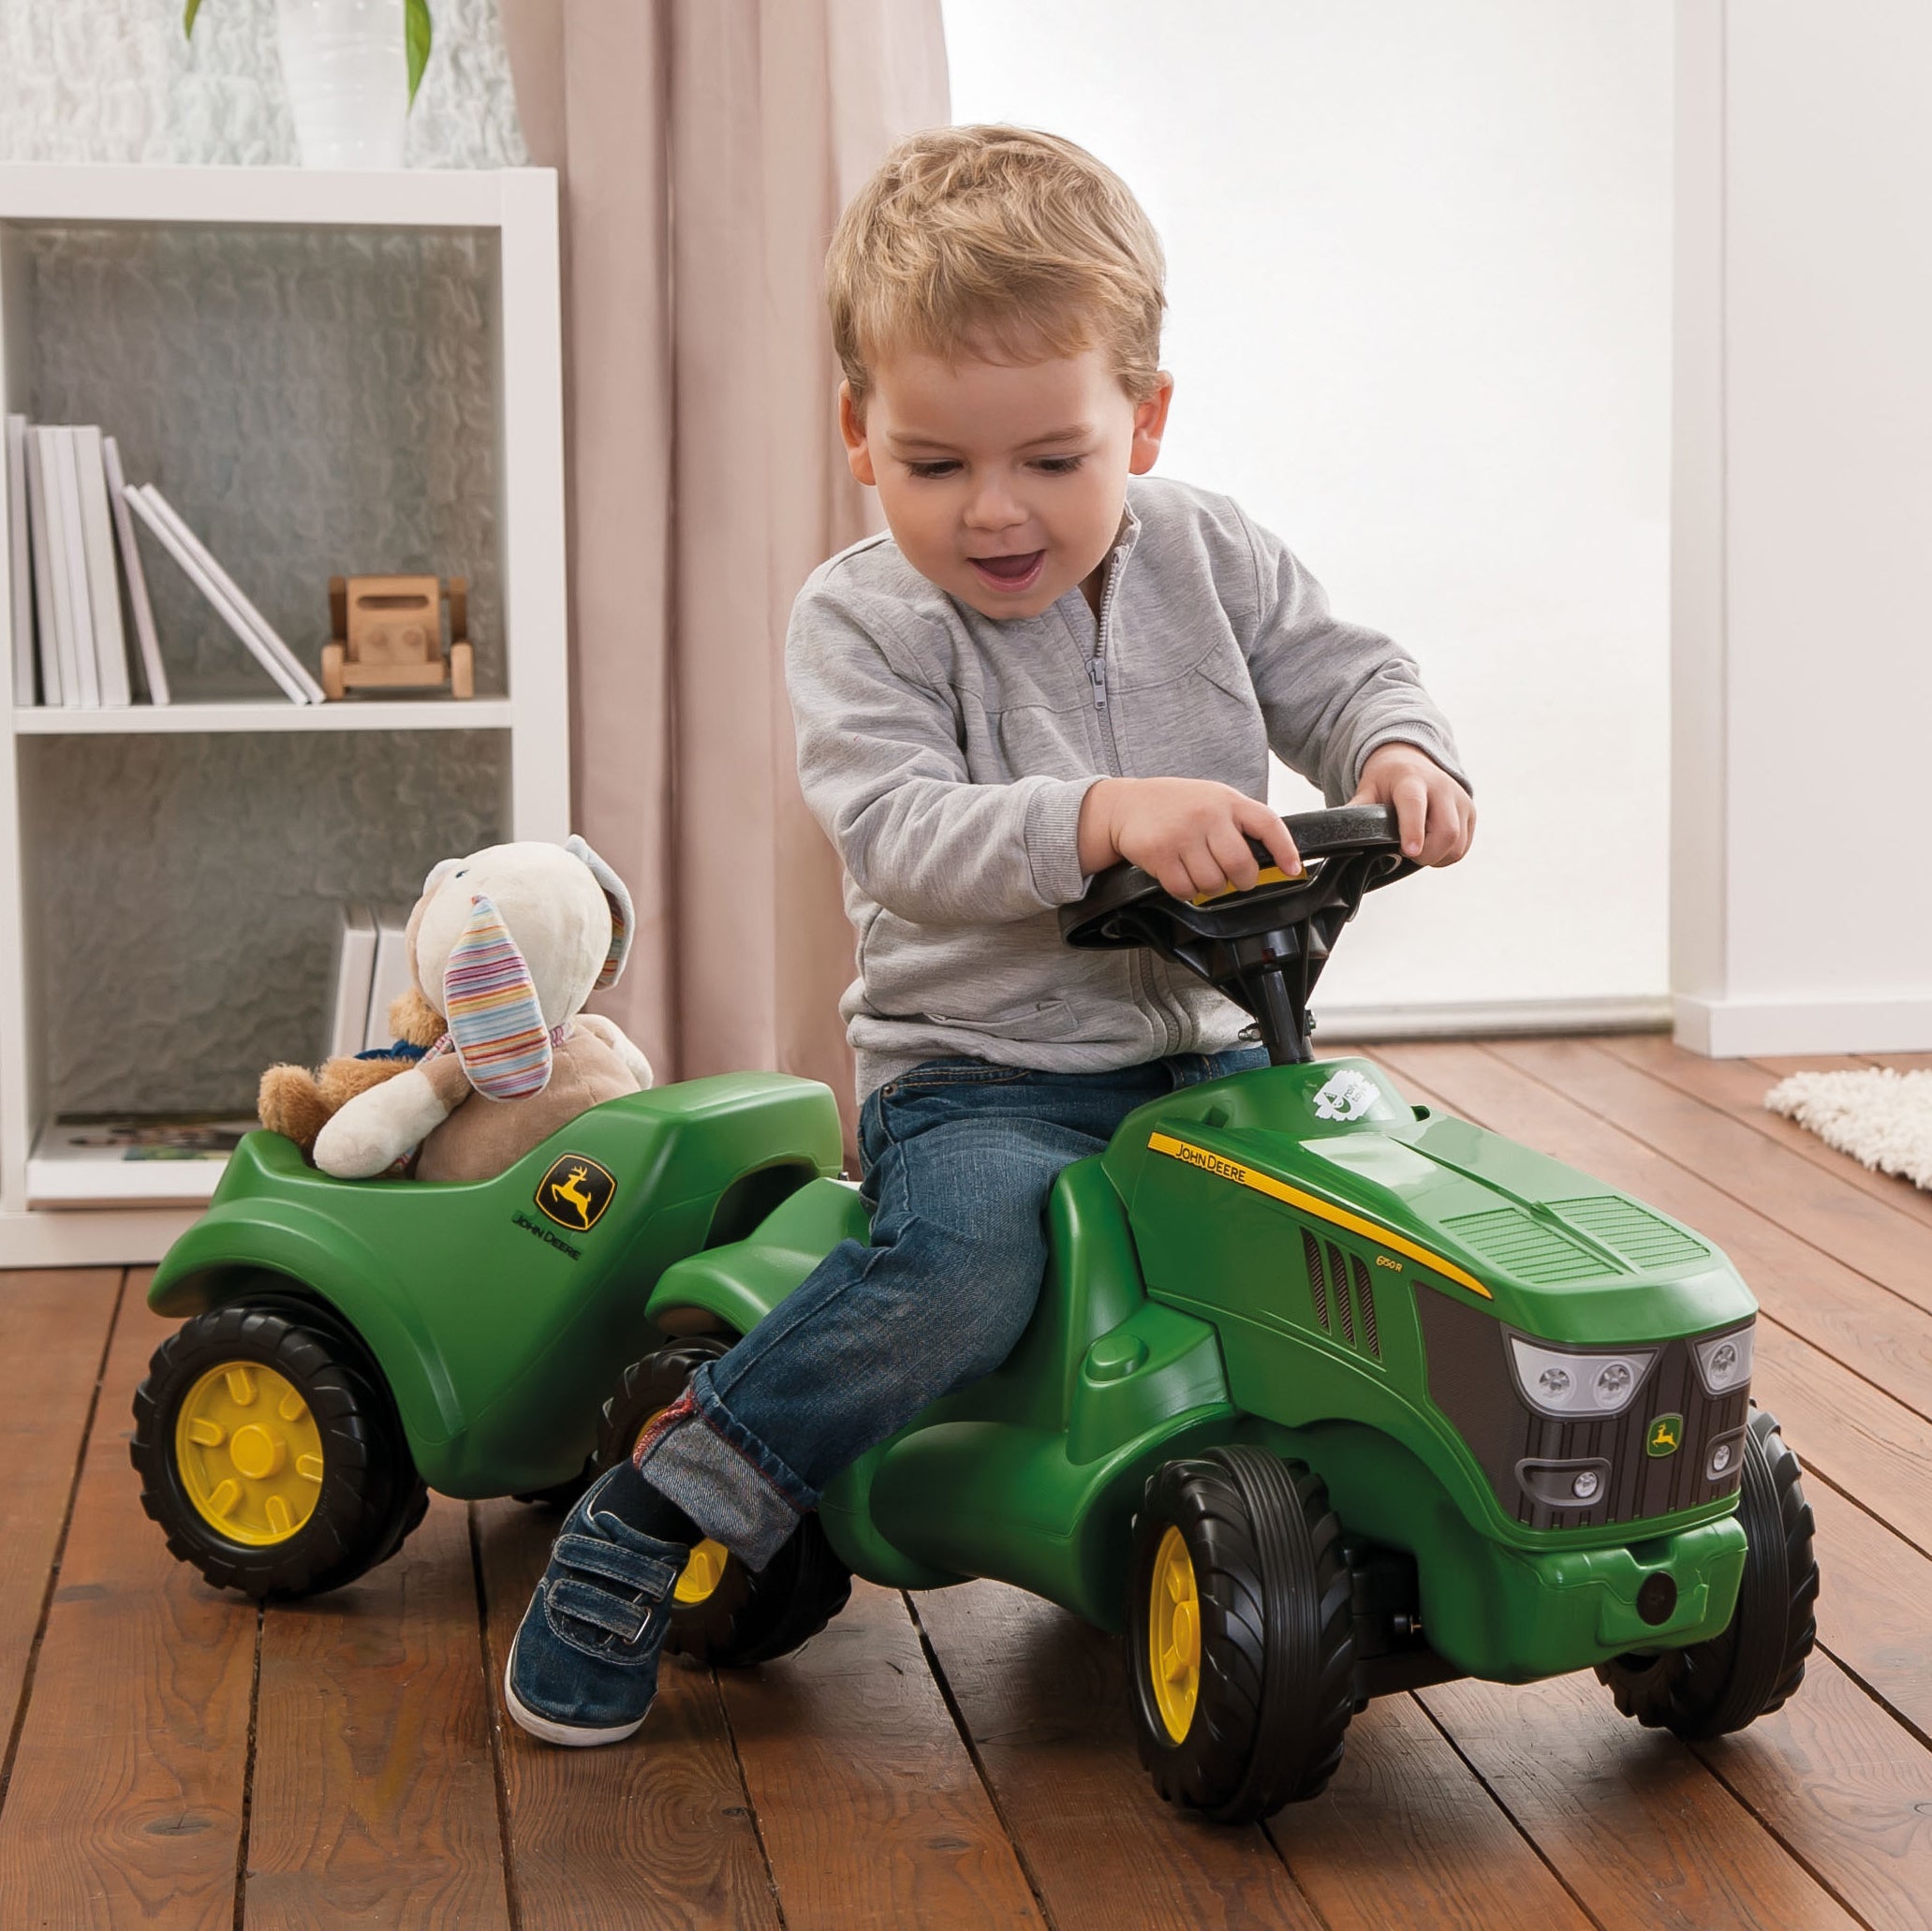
[0,165,570,1265]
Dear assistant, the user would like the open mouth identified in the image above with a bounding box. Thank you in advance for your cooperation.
[967,550,1046,595]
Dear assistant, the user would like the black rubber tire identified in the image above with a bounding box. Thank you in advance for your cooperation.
[131,1304,427,1599]
[1596,1406,1819,1739]
[596,1334,852,1667]
[1126,1447,1355,1820]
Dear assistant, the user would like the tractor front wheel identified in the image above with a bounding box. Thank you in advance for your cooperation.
[1126,1447,1355,1821]
[597,1334,851,1667]
[131,1304,426,1599]
[1597,1406,1818,1739]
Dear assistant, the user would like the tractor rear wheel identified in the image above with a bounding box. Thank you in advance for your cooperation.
[1597,1406,1818,1739]
[131,1304,426,1599]
[1126,1447,1355,1820]
[597,1333,852,1667]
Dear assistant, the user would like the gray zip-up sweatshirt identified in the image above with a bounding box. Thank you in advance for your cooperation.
[785,476,1467,1101]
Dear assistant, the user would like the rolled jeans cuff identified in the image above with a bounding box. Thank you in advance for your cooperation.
[630,1361,818,1570]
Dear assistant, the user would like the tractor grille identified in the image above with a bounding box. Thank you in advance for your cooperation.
[1440,1207,1607,1284]
[1549,1197,1708,1271]
[1417,1289,1748,1531]
[1301,1229,1381,1362]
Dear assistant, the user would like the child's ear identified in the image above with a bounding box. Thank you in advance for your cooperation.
[1128,374,1174,477]
[839,381,878,487]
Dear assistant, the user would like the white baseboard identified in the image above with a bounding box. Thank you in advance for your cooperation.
[1314,995,1672,1044]
[1674,995,1932,1058]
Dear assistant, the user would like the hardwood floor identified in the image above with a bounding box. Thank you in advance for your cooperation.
[2,1036,1927,1929]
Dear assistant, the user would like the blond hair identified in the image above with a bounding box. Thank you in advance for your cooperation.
[827,125,1166,409]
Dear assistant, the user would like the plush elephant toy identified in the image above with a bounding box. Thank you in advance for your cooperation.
[312,835,653,1184]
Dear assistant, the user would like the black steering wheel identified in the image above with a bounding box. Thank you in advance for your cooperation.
[1057,804,1416,1064]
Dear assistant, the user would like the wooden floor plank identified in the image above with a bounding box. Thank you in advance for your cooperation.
[0,1269,122,1775]
[1602,1035,1932,1238]
[244,1496,510,1931]
[1502,1035,1932,1323]
[1418,1670,1856,1931]
[1695,1652,1932,1931]
[1446,1039,1932,1421]
[910,1579,1324,1931]
[1366,1040,1932,1550]
[1805,1477,1932,1740]
[1266,1690,1593,1931]
[0,1284,258,1931]
[474,1496,782,1931]
[1863,1054,1932,1074]
[718,1580,1047,1931]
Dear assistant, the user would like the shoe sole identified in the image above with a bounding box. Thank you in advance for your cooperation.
[502,1637,648,1747]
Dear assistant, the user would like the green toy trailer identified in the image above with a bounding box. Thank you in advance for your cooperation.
[136,806,1818,1820]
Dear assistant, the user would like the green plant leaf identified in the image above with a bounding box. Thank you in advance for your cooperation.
[183,0,201,36]
[405,0,433,110]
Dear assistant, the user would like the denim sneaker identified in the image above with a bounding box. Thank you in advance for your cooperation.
[503,1467,691,1747]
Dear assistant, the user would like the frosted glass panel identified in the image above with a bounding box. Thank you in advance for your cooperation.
[22,730,509,1114]
[18,221,503,700]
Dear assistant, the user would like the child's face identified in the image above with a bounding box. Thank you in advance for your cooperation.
[840,343,1172,618]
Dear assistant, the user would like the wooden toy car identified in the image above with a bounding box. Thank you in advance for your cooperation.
[321,573,474,700]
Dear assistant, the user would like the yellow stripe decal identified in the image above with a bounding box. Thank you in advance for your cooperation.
[1146,1131,1494,1300]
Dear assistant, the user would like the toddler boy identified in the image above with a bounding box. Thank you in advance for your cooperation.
[505,125,1473,1746]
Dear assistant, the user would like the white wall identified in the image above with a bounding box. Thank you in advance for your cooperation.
[944,0,1674,1031]
[1674,0,1932,1055]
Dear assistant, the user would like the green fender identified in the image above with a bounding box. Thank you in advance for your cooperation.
[146,1193,467,1452]
[643,1175,870,1336]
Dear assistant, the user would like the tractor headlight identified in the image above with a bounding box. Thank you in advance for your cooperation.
[1509,1337,1659,1419]
[1693,1323,1755,1395]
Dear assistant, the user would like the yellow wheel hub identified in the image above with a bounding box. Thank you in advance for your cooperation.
[1149,1524,1202,1743]
[175,1362,324,1546]
[634,1410,729,1604]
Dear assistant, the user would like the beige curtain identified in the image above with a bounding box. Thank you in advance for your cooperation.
[499,0,949,1146]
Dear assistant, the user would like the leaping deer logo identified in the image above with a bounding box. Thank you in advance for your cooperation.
[1649,1418,1679,1454]
[550,1164,596,1228]
[535,1154,615,1232]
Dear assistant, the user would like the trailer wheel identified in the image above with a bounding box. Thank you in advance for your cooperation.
[132,1304,426,1599]
[597,1333,851,1666]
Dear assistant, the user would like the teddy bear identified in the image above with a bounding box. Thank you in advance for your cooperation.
[258,984,448,1159]
[310,834,654,1184]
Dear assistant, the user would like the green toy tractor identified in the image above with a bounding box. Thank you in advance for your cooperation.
[136,806,1818,1820]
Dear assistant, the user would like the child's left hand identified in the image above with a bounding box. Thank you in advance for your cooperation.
[1348,743,1475,866]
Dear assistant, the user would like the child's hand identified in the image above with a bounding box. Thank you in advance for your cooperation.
[1078,777,1304,899]
[1348,742,1475,865]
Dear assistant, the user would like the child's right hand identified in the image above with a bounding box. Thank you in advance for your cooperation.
[1076,776,1304,900]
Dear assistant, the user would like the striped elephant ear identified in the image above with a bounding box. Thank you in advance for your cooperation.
[443,892,553,1099]
[565,833,633,989]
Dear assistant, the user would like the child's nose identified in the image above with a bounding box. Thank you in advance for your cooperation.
[964,478,1027,528]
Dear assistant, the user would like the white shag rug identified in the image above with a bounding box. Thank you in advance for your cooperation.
[1765,1069,1932,1190]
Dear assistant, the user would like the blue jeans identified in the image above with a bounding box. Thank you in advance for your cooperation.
[633,1045,1268,1566]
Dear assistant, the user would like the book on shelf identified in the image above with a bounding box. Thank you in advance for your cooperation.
[39,426,95,708]
[72,426,132,708]
[19,420,62,705]
[6,414,32,708]
[364,907,416,1051]
[36,1113,259,1163]
[328,903,379,1058]
[101,435,168,704]
[125,484,322,704]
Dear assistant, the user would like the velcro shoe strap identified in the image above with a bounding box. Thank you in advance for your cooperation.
[547,1576,650,1644]
[554,1533,678,1600]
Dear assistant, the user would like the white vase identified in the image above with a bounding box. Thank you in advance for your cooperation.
[276,0,408,169]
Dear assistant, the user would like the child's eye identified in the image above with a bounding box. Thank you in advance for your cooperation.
[1033,456,1085,475]
[905,460,961,479]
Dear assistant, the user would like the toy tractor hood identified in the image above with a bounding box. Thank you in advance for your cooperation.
[1106,1059,1755,1345]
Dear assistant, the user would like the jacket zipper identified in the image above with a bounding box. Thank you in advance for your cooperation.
[1088,540,1179,1054]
